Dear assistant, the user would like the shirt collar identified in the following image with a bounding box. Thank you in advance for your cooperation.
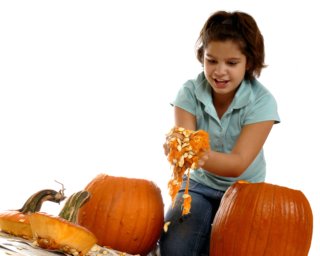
[195,73,253,111]
[194,74,216,117]
[232,79,252,109]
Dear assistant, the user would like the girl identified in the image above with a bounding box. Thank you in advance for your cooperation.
[160,10,280,256]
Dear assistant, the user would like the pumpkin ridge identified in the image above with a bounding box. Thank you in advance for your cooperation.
[301,191,313,254]
[252,183,274,255]
[235,183,251,254]
[134,181,160,255]
[94,175,115,245]
[287,190,312,255]
[241,183,263,254]
[302,191,313,252]
[222,188,242,255]
[141,181,155,253]
[124,180,143,253]
[98,175,115,244]
[114,178,132,251]
[261,184,281,256]
[134,181,145,252]
[278,185,289,255]
[299,190,312,255]
[218,183,240,254]
[112,177,130,248]
[211,182,238,254]
[255,184,275,256]
[282,187,296,255]
[286,186,301,255]
[232,182,255,254]
[295,191,307,255]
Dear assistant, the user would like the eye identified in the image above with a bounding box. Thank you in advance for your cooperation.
[205,58,217,64]
[227,61,238,66]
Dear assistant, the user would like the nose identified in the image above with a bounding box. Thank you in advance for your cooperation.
[214,63,226,76]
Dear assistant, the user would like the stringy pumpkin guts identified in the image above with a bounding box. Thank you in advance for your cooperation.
[166,127,210,215]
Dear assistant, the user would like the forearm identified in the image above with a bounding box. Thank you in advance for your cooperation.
[201,122,274,177]
[202,150,247,177]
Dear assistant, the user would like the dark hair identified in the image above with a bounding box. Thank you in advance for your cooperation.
[196,11,266,80]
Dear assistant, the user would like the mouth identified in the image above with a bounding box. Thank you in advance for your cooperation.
[214,79,229,89]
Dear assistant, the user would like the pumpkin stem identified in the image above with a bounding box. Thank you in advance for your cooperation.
[18,188,66,214]
[58,190,91,223]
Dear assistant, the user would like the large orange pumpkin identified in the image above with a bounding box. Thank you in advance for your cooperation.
[78,173,164,256]
[210,181,313,256]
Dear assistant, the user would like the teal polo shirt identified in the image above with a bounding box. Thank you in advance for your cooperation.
[172,72,281,191]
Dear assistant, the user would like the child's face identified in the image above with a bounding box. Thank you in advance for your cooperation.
[203,40,247,96]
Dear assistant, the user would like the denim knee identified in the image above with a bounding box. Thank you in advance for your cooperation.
[159,190,218,256]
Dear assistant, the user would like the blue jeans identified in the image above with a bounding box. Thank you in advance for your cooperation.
[159,178,224,256]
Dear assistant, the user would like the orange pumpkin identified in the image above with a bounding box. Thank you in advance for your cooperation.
[29,190,97,256]
[78,174,164,256]
[210,181,313,256]
[0,188,65,239]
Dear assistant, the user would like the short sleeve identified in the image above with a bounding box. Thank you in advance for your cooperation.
[244,92,281,125]
[171,81,197,116]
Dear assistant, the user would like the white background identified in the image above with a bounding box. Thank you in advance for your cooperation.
[0,1,319,255]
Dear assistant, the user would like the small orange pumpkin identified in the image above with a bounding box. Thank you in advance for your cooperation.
[210,181,313,256]
[0,188,65,239]
[78,173,164,256]
[29,190,97,256]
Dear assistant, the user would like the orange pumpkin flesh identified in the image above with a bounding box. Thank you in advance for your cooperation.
[0,189,65,239]
[166,127,210,215]
[210,181,313,256]
[29,212,97,255]
[78,174,164,256]
[29,191,97,256]
[0,212,32,239]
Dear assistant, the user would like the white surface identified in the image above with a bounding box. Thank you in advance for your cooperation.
[0,1,319,255]
[0,232,136,255]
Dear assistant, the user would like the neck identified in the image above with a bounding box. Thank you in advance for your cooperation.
[212,92,235,119]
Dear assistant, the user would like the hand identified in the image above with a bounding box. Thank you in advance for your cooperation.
[163,142,169,156]
[163,130,184,156]
[196,150,209,168]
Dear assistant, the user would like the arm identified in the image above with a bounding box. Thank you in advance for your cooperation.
[174,106,275,177]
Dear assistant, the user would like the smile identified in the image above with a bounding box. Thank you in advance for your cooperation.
[214,79,229,88]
